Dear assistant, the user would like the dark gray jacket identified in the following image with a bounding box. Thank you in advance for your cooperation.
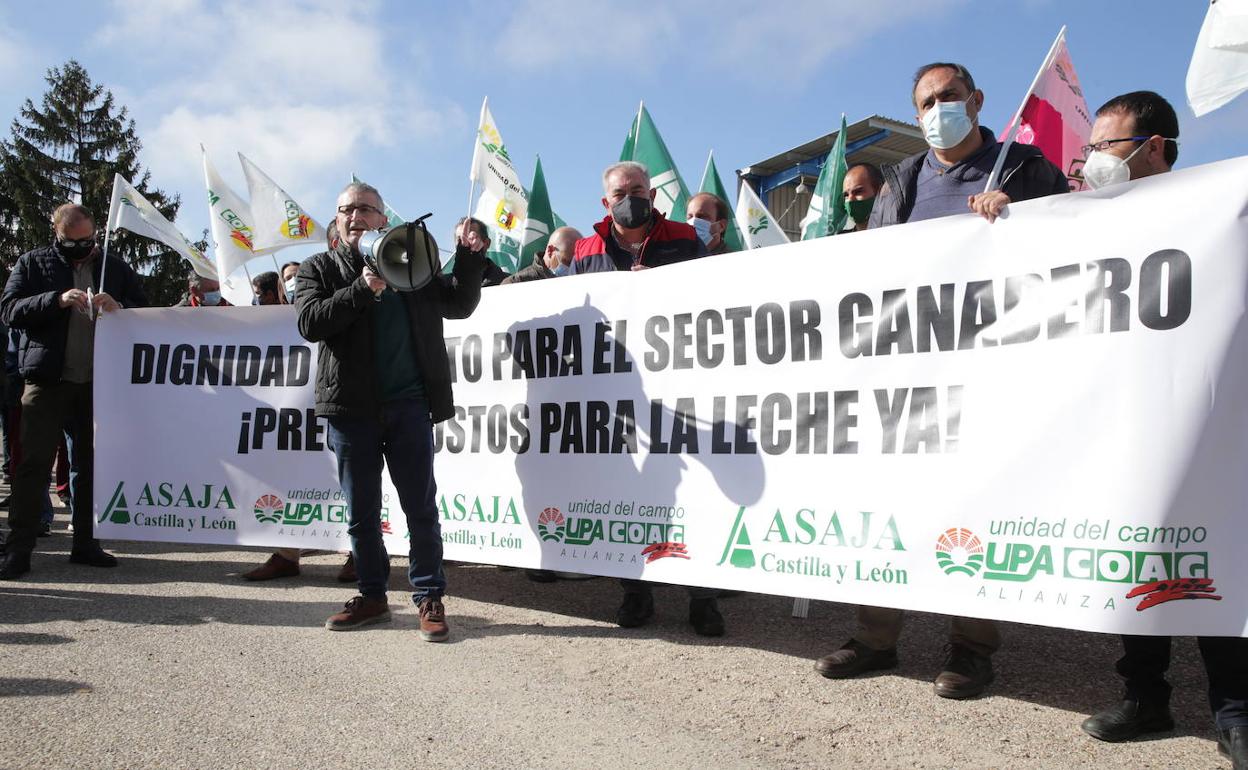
[295,242,485,422]
[868,127,1069,228]
[0,244,147,384]
[500,260,555,285]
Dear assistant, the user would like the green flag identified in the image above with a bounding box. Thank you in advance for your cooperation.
[697,151,745,253]
[520,155,557,269]
[799,114,849,240]
[351,173,404,227]
[618,102,691,223]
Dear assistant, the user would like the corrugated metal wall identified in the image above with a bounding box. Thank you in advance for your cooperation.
[766,184,812,241]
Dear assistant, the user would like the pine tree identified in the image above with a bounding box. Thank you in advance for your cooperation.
[0,60,187,304]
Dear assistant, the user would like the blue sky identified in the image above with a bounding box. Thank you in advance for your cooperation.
[1,0,1244,274]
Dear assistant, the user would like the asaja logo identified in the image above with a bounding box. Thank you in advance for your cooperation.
[935,527,984,576]
[101,481,131,524]
[254,494,283,524]
[537,507,566,542]
[98,481,236,530]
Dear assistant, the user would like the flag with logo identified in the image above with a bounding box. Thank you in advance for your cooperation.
[735,181,790,250]
[350,173,405,227]
[520,155,559,270]
[106,173,217,279]
[239,154,323,253]
[799,114,849,240]
[469,97,527,273]
[202,147,260,306]
[619,103,691,223]
[998,27,1092,190]
[698,151,745,253]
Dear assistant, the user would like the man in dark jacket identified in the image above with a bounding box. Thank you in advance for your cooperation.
[0,203,146,579]
[296,182,485,640]
[818,62,1069,700]
[501,226,582,285]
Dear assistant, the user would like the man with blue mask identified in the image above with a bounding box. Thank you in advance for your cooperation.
[686,193,733,256]
[1077,91,1246,770]
[180,273,228,307]
[500,226,583,284]
[868,62,1069,228]
[818,61,1069,702]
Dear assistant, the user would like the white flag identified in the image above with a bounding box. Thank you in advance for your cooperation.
[1187,0,1248,116]
[106,174,217,279]
[239,154,323,253]
[469,97,527,272]
[735,182,791,250]
[202,147,259,307]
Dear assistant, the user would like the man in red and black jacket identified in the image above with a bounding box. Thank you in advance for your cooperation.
[569,162,705,275]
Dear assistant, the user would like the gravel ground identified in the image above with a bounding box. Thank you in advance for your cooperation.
[0,517,1233,770]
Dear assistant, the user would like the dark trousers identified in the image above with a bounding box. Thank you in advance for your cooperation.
[1118,634,1248,729]
[620,579,718,601]
[326,398,444,602]
[6,381,94,554]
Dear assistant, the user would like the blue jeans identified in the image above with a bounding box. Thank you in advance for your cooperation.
[326,398,444,602]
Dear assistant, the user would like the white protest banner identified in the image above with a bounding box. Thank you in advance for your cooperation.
[95,156,1248,636]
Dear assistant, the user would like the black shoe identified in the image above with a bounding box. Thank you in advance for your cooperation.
[1217,725,1246,768]
[616,591,654,628]
[0,550,31,580]
[526,569,558,583]
[933,644,994,700]
[68,547,118,568]
[688,597,725,637]
[37,522,52,537]
[1080,700,1174,742]
[815,639,899,679]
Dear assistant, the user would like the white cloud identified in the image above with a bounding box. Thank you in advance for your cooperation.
[491,0,680,72]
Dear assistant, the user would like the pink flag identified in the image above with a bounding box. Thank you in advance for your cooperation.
[1002,34,1093,191]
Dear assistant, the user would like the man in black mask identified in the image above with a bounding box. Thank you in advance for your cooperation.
[0,203,146,579]
[568,161,705,274]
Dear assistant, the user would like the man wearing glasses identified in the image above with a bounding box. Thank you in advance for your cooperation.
[0,204,146,580]
[1075,91,1247,769]
[294,182,486,641]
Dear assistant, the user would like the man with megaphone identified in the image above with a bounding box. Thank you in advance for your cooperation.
[294,181,486,641]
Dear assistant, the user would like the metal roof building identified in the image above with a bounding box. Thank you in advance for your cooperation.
[737,115,928,240]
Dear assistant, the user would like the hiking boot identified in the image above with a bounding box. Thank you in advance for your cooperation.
[1081,700,1175,742]
[815,639,899,679]
[336,554,356,583]
[933,644,994,699]
[241,552,299,581]
[417,597,449,642]
[616,590,654,628]
[68,546,118,568]
[689,597,725,637]
[325,595,391,631]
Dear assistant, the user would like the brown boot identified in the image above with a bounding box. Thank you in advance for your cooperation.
[241,553,299,581]
[325,595,391,631]
[336,553,356,583]
[417,597,450,642]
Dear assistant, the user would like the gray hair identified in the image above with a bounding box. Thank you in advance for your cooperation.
[338,181,384,208]
[601,161,650,194]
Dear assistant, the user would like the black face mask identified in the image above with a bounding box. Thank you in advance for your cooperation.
[611,195,652,229]
[56,239,95,261]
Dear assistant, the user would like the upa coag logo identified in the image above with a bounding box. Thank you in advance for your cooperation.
[538,507,566,542]
[934,527,985,577]
[253,493,348,526]
[253,494,283,524]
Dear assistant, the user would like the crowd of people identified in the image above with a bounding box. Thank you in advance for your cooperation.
[0,60,1243,766]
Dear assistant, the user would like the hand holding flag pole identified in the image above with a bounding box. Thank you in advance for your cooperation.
[984,25,1067,194]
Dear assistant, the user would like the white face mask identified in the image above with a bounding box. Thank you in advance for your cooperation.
[1081,142,1147,190]
[200,290,221,306]
[921,100,974,150]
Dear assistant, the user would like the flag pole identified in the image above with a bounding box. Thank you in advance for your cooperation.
[984,25,1066,193]
[467,96,488,221]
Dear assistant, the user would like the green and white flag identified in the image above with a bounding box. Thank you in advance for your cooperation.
[735,180,790,250]
[106,173,217,279]
[470,96,526,273]
[202,146,260,307]
[698,151,745,253]
[619,102,690,223]
[799,114,850,240]
[520,155,557,270]
[350,173,405,227]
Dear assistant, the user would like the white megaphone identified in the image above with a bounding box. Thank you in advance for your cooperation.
[356,214,440,292]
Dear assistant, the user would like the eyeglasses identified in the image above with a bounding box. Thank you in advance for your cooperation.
[1078,136,1184,160]
[336,204,383,217]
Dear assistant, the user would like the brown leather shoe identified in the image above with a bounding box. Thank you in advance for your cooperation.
[241,553,299,581]
[336,553,356,583]
[417,597,449,642]
[815,639,898,679]
[325,595,391,630]
[933,644,994,699]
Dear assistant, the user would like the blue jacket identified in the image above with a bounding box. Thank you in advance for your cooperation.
[0,244,147,384]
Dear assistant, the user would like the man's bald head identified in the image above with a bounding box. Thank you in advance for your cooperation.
[544,226,583,271]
